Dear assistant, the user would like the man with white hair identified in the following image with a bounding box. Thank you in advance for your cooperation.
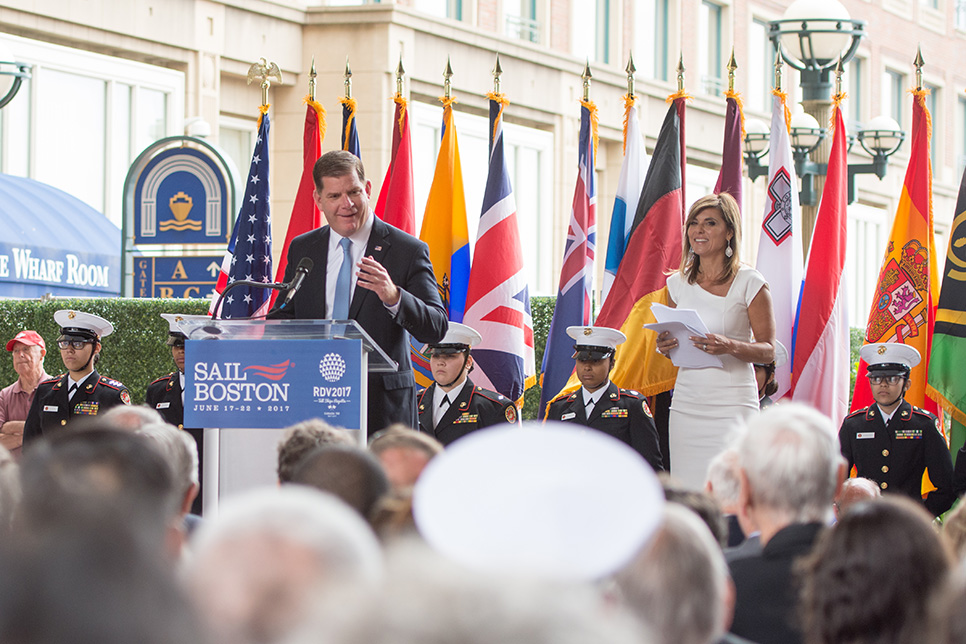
[137,422,200,538]
[186,486,382,644]
[705,447,752,548]
[728,403,845,644]
[615,504,737,644]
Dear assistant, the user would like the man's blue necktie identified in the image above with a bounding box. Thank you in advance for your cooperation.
[332,237,352,319]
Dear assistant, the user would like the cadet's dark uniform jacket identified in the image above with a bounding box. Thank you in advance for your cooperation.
[146,371,205,515]
[546,381,664,472]
[839,400,955,516]
[23,371,131,444]
[417,378,517,446]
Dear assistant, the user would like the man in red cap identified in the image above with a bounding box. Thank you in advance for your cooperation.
[0,331,50,457]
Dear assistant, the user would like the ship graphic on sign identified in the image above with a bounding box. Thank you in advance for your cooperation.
[159,192,203,231]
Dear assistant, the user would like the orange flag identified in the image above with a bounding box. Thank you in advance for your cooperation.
[850,90,939,414]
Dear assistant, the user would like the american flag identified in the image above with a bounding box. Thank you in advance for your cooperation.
[539,100,596,415]
[462,94,536,404]
[210,112,273,319]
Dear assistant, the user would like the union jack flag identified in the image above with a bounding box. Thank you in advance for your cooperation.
[539,100,596,415]
[210,112,273,319]
[463,94,535,404]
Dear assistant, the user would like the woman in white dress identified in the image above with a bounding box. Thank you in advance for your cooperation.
[656,193,775,489]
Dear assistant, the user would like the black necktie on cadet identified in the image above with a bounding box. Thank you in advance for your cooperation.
[68,383,78,401]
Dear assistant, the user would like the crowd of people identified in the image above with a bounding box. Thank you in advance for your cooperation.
[2,150,966,643]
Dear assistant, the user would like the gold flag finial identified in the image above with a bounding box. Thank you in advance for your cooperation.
[247,58,282,107]
[914,45,925,90]
[774,46,784,92]
[727,48,737,93]
[625,52,636,97]
[581,59,592,102]
[443,56,454,99]
[834,55,844,96]
[308,56,317,101]
[344,57,352,100]
[395,54,405,97]
[676,53,685,93]
[492,53,503,94]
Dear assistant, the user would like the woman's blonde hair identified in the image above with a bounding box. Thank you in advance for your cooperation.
[679,192,741,285]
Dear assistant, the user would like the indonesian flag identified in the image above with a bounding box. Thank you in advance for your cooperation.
[791,104,850,428]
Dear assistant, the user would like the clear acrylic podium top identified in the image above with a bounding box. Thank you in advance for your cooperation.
[175,317,399,373]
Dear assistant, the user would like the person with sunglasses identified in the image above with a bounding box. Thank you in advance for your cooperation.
[23,310,131,445]
[839,342,954,517]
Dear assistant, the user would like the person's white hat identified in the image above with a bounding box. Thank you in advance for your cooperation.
[428,322,482,355]
[566,326,626,360]
[160,313,210,346]
[755,340,789,368]
[412,422,665,581]
[860,342,921,375]
[54,310,113,341]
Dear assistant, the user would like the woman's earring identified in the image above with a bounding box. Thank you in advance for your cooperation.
[725,244,733,258]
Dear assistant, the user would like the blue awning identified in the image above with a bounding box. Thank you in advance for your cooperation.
[0,174,120,297]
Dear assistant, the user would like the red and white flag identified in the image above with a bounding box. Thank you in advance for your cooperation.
[791,104,850,427]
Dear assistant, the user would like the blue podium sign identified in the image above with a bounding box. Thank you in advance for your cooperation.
[184,338,364,429]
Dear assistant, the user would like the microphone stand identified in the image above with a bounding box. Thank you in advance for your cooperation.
[212,280,288,320]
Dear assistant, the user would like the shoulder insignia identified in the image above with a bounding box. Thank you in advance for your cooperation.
[911,407,938,421]
[120,390,132,405]
[844,408,866,419]
[619,388,641,399]
[505,405,517,423]
[149,373,176,385]
[568,393,578,401]
[98,377,126,390]
[642,399,653,418]
[42,375,63,386]
[474,388,507,404]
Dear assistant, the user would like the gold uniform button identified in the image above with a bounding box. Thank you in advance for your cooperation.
[881,465,889,473]
[61,420,67,426]
[880,482,888,490]
[882,449,890,457]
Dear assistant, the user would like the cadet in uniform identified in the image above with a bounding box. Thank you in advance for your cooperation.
[546,326,664,472]
[416,323,517,446]
[146,313,205,514]
[839,343,955,517]
[23,310,131,444]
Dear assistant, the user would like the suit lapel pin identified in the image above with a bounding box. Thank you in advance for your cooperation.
[374,245,383,251]
[460,402,467,409]
[610,393,617,399]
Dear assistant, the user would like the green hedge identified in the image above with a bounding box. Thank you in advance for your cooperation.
[0,298,210,405]
[0,296,862,417]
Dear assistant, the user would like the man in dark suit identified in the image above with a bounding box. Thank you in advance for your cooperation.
[416,322,517,446]
[840,342,954,517]
[271,151,447,434]
[546,326,663,472]
[146,313,205,514]
[728,403,846,644]
[23,310,131,444]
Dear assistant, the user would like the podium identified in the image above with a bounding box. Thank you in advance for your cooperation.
[176,318,397,514]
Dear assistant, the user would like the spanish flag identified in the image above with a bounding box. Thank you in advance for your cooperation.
[851,90,939,415]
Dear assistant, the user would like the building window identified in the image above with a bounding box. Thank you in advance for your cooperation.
[572,0,610,64]
[925,83,939,171]
[698,1,724,96]
[958,96,966,176]
[410,101,555,294]
[0,34,183,227]
[957,0,966,29]
[884,69,905,126]
[846,58,863,130]
[847,205,887,324]
[920,0,939,9]
[505,0,539,43]
[635,0,669,81]
[413,0,462,20]
[747,18,774,112]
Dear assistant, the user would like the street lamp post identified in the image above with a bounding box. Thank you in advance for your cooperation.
[743,0,906,255]
[769,0,864,252]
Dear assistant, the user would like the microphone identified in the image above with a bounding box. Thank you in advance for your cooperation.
[280,257,314,308]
